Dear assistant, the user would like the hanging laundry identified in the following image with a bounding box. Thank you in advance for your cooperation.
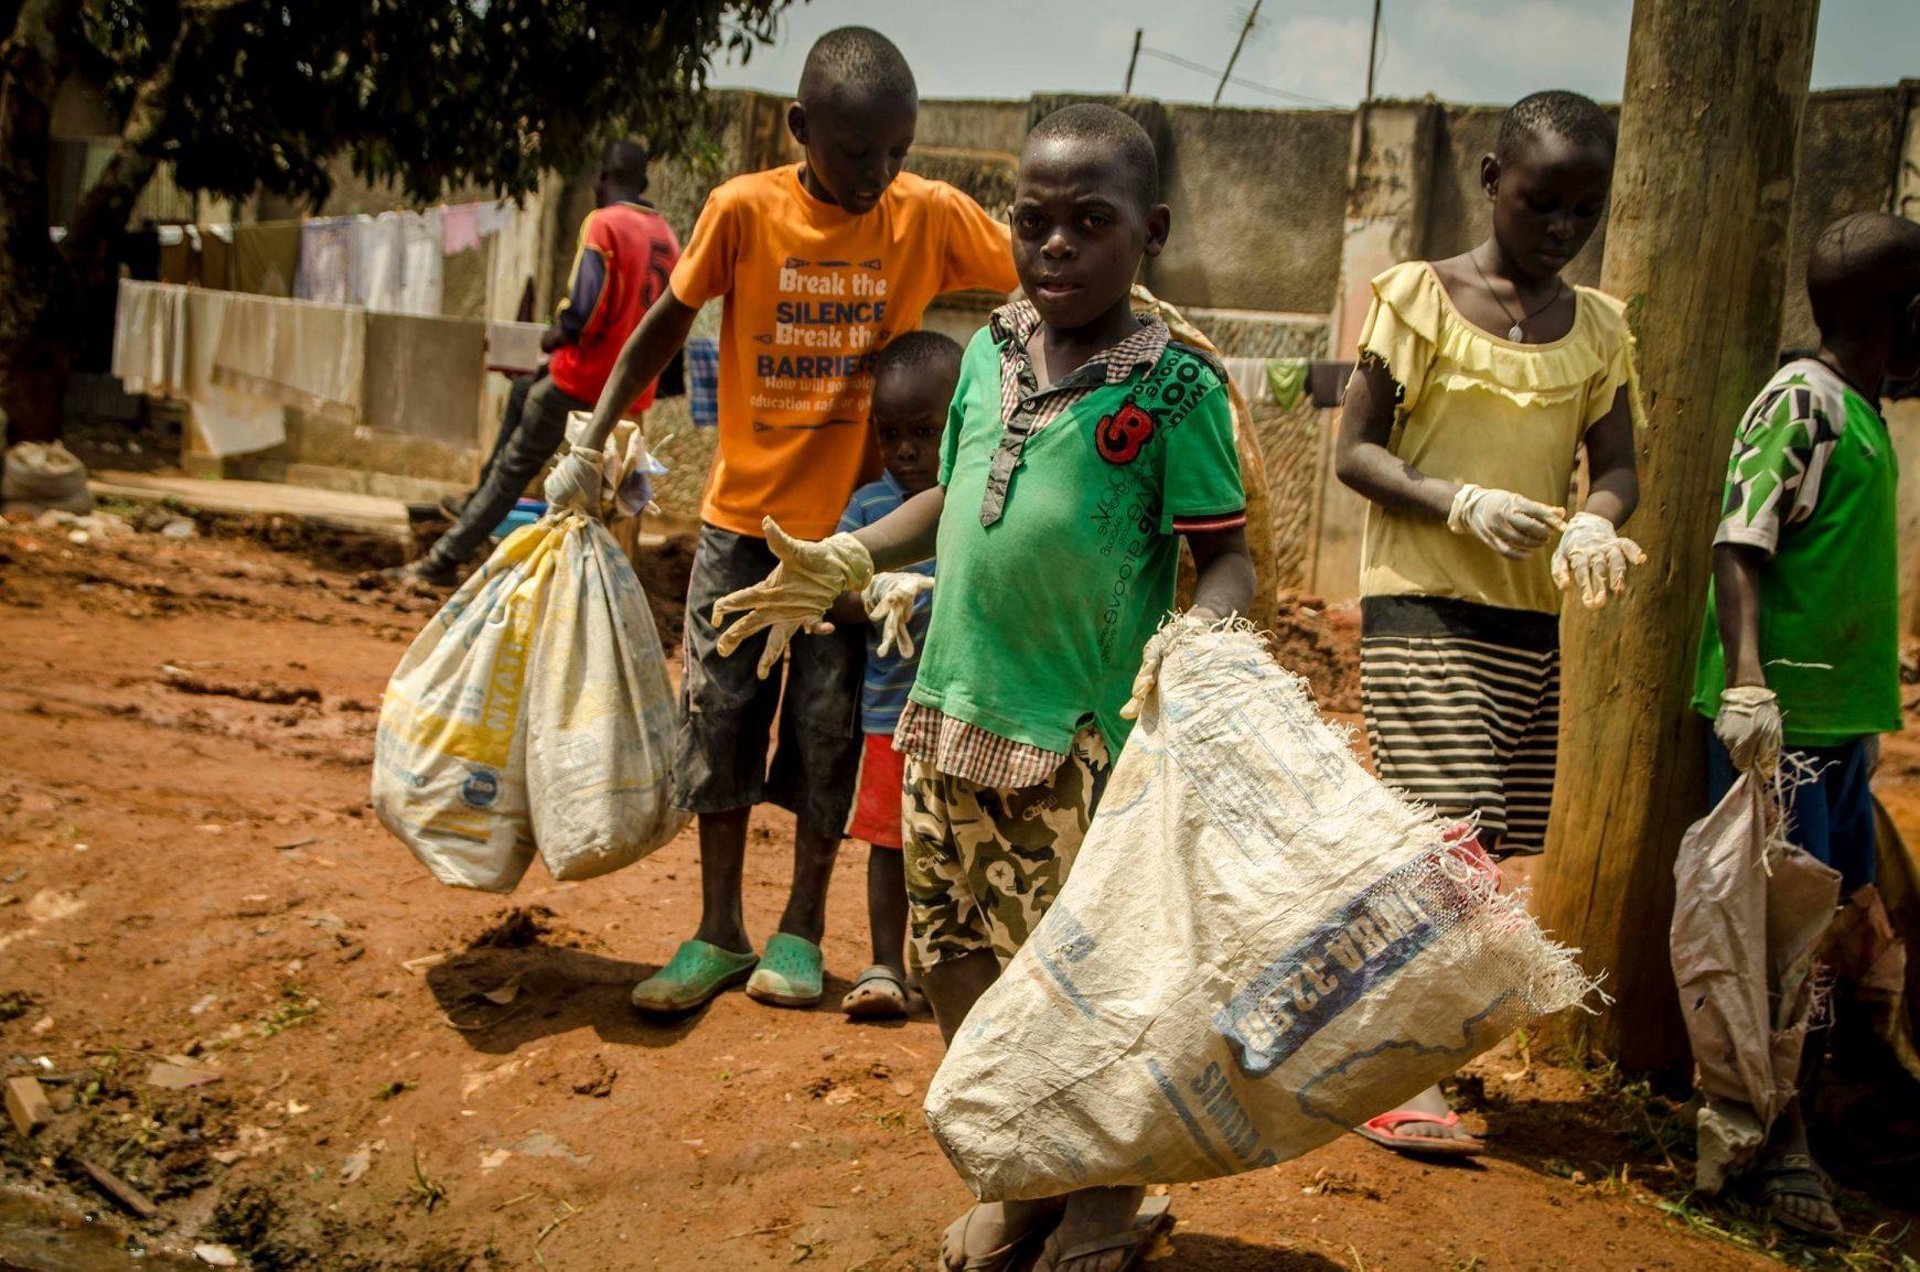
[296,216,361,305]
[441,203,484,255]
[111,280,190,398]
[399,209,445,315]
[186,289,286,456]
[1266,357,1308,411]
[211,293,366,423]
[685,336,719,429]
[231,222,302,297]
[473,199,513,240]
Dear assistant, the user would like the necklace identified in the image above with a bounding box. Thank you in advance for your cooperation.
[1472,252,1564,342]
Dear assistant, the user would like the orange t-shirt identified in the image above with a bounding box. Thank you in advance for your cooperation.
[669,165,1017,540]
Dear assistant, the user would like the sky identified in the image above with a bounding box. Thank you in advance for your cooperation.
[707,0,1918,111]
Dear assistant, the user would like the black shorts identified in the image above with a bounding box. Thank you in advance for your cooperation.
[671,524,864,838]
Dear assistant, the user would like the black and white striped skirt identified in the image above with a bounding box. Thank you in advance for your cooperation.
[1359,595,1560,855]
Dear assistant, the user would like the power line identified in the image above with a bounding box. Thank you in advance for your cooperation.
[1136,46,1338,107]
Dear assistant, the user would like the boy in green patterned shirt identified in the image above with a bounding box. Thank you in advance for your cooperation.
[707,104,1255,1272]
[1692,211,1920,1238]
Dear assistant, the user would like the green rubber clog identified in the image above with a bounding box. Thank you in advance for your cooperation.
[630,939,759,1015]
[744,932,825,1008]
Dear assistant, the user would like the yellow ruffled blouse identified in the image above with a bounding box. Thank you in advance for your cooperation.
[1356,260,1646,615]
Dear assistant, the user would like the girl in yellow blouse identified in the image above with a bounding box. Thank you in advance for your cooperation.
[1335,90,1647,1157]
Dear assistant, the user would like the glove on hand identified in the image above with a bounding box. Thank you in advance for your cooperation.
[1448,483,1564,559]
[862,572,935,659]
[1714,685,1783,777]
[1120,612,1211,721]
[1550,511,1649,610]
[712,517,875,679]
[542,445,604,516]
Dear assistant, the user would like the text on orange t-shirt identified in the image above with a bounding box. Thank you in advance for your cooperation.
[669,165,1017,540]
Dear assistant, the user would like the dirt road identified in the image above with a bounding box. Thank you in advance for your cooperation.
[1,512,1914,1270]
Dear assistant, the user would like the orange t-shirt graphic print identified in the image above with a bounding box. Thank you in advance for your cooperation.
[669,165,1016,540]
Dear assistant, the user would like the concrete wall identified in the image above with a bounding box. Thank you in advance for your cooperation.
[1780,88,1904,351]
[1153,106,1350,314]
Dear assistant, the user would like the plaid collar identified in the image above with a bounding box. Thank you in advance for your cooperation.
[988,300,1170,390]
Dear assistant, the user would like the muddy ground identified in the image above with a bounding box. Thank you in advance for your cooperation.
[2,509,1918,1270]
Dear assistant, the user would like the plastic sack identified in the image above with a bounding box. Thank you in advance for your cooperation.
[525,514,687,879]
[373,513,684,891]
[3,441,94,516]
[1671,773,1839,1193]
[924,624,1595,1201]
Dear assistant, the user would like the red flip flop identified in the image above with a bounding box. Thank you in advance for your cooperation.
[1354,1109,1485,1158]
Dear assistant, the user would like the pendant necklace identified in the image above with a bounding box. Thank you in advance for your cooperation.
[1472,252,1565,342]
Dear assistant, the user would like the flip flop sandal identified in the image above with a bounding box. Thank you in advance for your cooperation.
[629,939,759,1015]
[841,964,912,1019]
[1756,1154,1843,1240]
[1037,1195,1173,1272]
[941,1199,1065,1272]
[746,932,825,1008]
[1354,1110,1485,1158]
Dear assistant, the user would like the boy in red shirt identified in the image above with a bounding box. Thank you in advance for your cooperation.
[391,139,680,586]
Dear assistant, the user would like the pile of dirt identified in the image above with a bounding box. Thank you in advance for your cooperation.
[1268,591,1361,714]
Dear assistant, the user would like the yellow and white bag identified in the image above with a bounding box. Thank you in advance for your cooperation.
[373,511,685,891]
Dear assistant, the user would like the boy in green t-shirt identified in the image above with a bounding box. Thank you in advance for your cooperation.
[708,104,1254,1272]
[1691,211,1920,1238]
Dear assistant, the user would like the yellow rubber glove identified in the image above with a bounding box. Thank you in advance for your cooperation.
[712,517,875,679]
[862,572,935,659]
[1448,483,1564,559]
[1551,511,1648,609]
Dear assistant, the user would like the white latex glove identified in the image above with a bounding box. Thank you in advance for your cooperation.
[1120,612,1210,721]
[1550,511,1649,609]
[1448,483,1565,559]
[862,572,935,659]
[543,445,604,516]
[1715,685,1783,776]
[712,517,875,679]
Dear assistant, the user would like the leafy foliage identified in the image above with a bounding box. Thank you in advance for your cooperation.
[72,0,789,207]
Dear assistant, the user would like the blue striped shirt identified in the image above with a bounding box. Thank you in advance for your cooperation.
[838,472,934,735]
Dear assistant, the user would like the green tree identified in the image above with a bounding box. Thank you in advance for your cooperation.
[0,0,787,442]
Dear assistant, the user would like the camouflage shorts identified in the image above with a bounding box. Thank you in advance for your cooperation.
[903,729,1110,972]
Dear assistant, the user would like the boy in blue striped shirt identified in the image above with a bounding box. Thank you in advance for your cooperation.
[832,331,961,1019]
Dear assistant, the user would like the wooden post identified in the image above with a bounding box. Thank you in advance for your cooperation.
[1534,0,1820,1071]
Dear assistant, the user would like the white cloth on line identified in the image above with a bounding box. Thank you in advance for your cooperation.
[186,289,286,457]
[210,292,365,421]
[111,280,190,399]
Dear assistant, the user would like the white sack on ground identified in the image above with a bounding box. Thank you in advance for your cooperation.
[924,625,1595,1201]
[1672,774,1839,1194]
[525,514,686,880]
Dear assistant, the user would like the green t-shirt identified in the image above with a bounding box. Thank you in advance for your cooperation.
[909,327,1246,756]
[1692,359,1901,745]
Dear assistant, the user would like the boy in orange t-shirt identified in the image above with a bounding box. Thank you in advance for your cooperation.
[549,26,1017,1015]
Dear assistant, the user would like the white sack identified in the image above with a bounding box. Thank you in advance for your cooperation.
[925,625,1595,1201]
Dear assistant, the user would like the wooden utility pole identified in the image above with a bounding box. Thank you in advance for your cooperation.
[1213,0,1262,106]
[1124,28,1143,95]
[1364,0,1383,102]
[1535,0,1821,1071]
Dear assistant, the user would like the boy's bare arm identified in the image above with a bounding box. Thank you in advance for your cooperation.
[1334,361,1458,520]
[1714,544,1768,688]
[1581,387,1640,527]
[1185,527,1256,620]
[849,486,945,572]
[578,292,700,452]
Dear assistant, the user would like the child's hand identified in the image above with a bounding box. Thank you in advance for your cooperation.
[1550,512,1648,609]
[712,518,876,679]
[543,445,603,516]
[861,573,935,659]
[1714,685,1782,776]
[1120,612,1210,721]
[1447,484,1564,558]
